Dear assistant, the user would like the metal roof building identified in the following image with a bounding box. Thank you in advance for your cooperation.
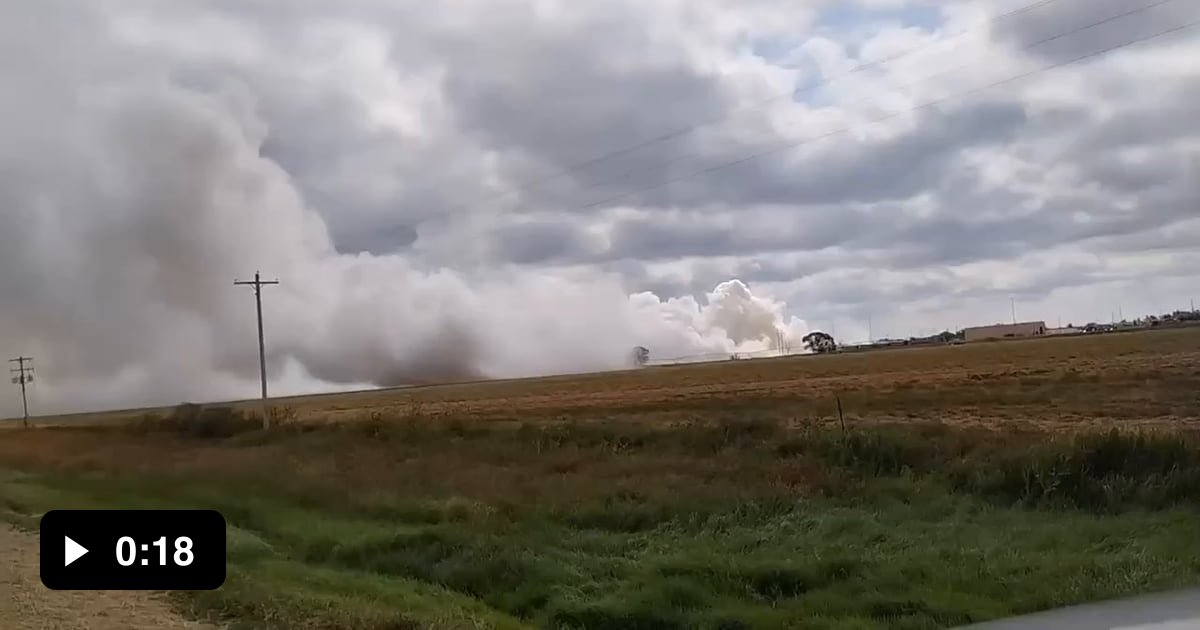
[962,321,1047,343]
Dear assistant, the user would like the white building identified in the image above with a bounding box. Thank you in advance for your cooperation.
[962,321,1047,343]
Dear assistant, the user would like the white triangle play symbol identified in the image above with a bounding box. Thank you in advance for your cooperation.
[64,536,88,567]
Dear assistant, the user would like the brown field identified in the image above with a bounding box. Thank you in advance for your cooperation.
[1,327,1198,629]
[6,326,1197,511]
[26,326,1200,432]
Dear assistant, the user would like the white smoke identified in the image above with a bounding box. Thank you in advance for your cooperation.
[0,2,810,416]
[629,281,809,360]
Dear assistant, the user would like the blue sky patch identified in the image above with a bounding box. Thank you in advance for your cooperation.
[748,2,945,106]
[749,3,942,66]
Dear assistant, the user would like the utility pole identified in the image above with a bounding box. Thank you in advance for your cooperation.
[867,314,873,343]
[1010,297,1016,325]
[9,356,33,428]
[234,271,279,429]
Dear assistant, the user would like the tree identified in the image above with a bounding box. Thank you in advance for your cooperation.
[802,331,838,354]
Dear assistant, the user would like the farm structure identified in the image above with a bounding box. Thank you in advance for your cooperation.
[962,321,1046,343]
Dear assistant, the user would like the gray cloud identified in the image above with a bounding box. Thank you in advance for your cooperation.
[672,99,1029,207]
[486,219,593,265]
[1,0,1198,415]
[993,0,1196,63]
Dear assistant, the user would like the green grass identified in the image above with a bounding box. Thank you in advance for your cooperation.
[3,421,1200,629]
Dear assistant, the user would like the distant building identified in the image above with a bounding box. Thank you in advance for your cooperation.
[962,321,1046,343]
[1046,326,1085,336]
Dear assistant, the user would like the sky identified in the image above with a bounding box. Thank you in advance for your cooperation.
[1,0,1197,415]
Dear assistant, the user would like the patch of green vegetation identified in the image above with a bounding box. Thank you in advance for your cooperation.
[132,403,262,439]
[182,559,531,630]
[2,424,1200,629]
[949,430,1200,511]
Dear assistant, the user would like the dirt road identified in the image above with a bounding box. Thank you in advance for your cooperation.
[0,526,217,630]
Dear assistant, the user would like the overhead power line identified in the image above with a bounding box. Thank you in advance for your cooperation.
[373,0,1189,243]
[560,4,1197,215]
[234,271,280,429]
[9,356,33,428]
[422,0,1070,217]
[556,0,1184,207]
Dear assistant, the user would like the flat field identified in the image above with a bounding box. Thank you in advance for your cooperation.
[2,327,1199,629]
[32,325,1200,430]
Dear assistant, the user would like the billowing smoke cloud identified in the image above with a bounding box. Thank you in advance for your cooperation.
[0,2,809,415]
[629,281,809,359]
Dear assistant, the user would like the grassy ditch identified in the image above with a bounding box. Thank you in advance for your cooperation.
[1,412,1199,629]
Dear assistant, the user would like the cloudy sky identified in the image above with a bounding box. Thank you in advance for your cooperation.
[1,0,1197,415]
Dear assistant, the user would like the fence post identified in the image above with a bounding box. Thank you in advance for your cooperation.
[836,395,846,439]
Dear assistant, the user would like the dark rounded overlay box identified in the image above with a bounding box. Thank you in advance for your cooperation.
[40,509,226,590]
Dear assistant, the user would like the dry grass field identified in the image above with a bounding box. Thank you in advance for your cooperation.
[1,327,1198,629]
[29,325,1200,431]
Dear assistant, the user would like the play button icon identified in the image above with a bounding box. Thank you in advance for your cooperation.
[64,536,88,567]
[40,509,227,590]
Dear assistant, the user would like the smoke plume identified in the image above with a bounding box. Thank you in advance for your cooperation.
[0,2,809,416]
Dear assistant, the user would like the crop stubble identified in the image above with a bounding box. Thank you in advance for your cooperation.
[18,326,1200,432]
[280,327,1200,431]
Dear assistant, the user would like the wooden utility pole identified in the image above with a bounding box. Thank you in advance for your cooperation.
[9,356,33,428]
[234,272,279,429]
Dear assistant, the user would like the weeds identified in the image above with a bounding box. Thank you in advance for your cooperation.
[132,403,259,439]
[268,405,299,426]
[123,402,1200,516]
[559,492,683,533]
[4,419,1200,629]
[951,429,1200,511]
